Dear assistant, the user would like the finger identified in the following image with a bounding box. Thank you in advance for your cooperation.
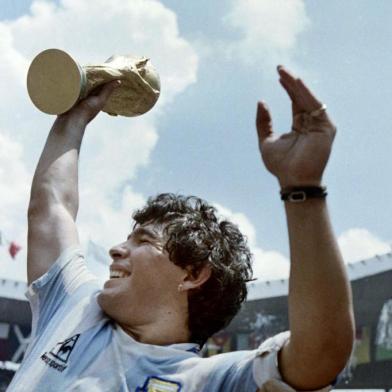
[296,78,323,111]
[278,65,323,110]
[277,65,298,92]
[256,101,273,142]
[279,78,301,116]
[278,65,328,119]
[94,80,122,105]
[280,76,306,132]
[277,65,310,108]
[278,65,321,108]
[295,79,334,124]
[81,80,121,114]
[277,66,308,112]
[75,80,121,120]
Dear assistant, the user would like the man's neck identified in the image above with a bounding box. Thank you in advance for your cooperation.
[118,309,191,346]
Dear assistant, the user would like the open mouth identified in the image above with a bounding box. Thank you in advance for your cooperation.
[110,270,131,279]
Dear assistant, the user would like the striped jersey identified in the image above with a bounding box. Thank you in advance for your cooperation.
[8,246,300,391]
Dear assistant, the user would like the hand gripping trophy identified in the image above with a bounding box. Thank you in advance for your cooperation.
[27,48,160,117]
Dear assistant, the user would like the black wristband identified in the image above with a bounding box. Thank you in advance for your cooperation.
[280,186,327,202]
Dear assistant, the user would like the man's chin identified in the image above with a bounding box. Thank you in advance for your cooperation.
[103,278,118,288]
[96,290,104,308]
[96,290,111,315]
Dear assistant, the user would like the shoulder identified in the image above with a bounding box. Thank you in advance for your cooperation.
[197,332,291,390]
[183,350,259,391]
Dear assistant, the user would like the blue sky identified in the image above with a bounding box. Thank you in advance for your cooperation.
[0,0,391,282]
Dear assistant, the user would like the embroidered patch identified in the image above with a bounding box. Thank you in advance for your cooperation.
[136,376,182,391]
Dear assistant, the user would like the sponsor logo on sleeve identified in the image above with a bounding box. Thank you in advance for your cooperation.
[40,334,80,372]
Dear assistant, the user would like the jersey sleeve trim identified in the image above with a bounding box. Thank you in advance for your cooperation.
[253,331,334,391]
[26,245,83,298]
[24,245,84,339]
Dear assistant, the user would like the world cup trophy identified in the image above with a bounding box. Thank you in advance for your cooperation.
[27,48,160,117]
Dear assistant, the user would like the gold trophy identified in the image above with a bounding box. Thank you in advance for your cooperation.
[27,48,160,117]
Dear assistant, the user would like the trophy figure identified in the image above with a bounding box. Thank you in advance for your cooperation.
[27,48,160,117]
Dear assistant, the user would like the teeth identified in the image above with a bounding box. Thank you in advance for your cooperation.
[110,270,130,279]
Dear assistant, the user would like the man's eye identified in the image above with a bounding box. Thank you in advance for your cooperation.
[139,238,150,244]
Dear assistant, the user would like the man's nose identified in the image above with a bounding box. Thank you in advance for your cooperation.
[109,243,129,259]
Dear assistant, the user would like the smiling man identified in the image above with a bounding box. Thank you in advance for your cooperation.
[8,66,354,391]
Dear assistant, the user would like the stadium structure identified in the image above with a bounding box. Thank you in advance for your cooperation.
[204,252,392,389]
[0,252,391,390]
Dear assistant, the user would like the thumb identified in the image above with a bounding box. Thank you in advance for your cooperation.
[256,101,273,143]
[77,80,121,119]
[92,80,122,106]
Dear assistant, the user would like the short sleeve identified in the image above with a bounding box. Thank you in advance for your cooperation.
[25,246,99,339]
[253,331,333,391]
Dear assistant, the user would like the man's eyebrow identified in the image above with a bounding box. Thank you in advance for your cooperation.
[127,227,160,240]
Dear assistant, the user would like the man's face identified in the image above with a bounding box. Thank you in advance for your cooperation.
[97,223,188,327]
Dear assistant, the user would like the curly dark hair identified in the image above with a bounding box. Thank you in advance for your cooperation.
[132,193,253,347]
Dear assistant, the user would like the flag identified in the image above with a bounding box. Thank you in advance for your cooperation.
[9,241,22,259]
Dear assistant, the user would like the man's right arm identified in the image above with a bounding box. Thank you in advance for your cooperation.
[27,116,85,285]
[27,81,121,285]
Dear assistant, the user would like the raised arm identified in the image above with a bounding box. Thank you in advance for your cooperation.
[255,66,354,389]
[27,81,120,285]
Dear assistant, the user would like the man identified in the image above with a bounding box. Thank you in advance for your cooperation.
[8,65,354,391]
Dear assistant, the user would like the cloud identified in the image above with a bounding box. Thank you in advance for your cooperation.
[212,205,391,280]
[78,184,146,249]
[0,0,198,281]
[251,248,290,281]
[214,203,289,281]
[338,228,390,264]
[0,25,28,94]
[6,0,198,105]
[218,0,310,67]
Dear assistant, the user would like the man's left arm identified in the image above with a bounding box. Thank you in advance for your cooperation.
[256,66,355,390]
[279,194,353,388]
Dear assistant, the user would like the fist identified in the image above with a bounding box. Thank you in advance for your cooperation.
[59,80,121,125]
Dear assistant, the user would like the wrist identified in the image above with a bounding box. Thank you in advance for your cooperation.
[280,185,327,203]
[278,178,323,188]
[55,112,89,130]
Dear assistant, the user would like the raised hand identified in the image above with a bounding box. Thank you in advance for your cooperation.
[60,80,121,125]
[256,66,336,188]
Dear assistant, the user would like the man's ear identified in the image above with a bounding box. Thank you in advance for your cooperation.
[181,264,212,291]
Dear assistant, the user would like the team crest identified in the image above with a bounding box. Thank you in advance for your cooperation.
[136,376,182,391]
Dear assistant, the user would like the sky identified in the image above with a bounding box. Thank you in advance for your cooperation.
[0,0,391,283]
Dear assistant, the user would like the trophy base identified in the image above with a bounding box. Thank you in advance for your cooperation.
[27,49,85,115]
